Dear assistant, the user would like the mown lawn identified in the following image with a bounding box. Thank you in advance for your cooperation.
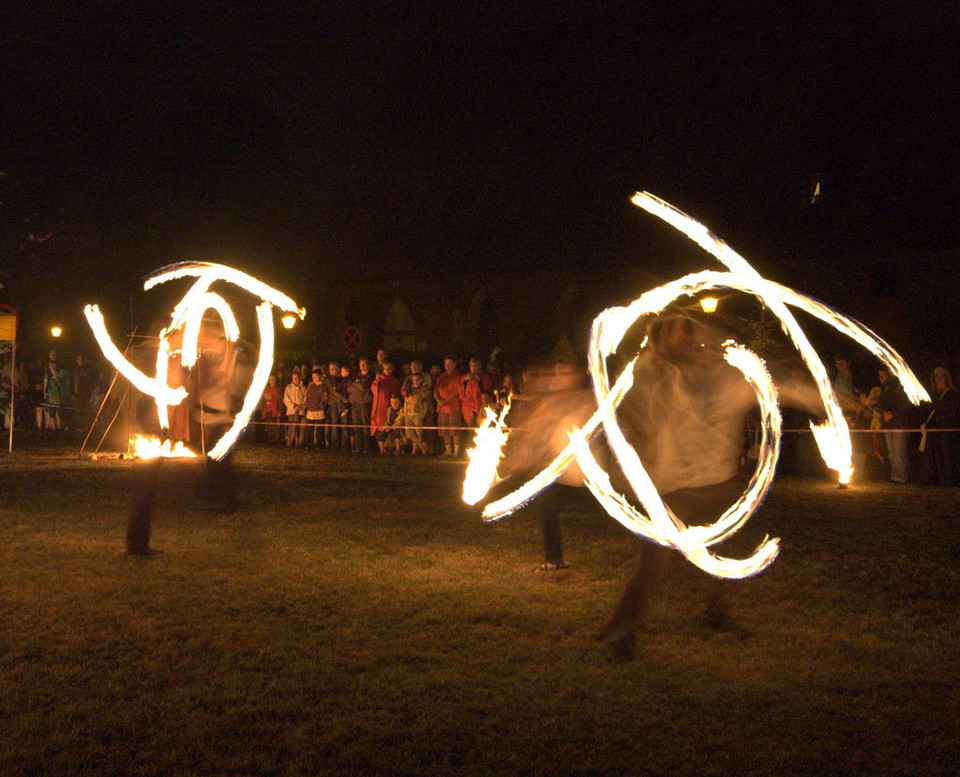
[2,439,959,776]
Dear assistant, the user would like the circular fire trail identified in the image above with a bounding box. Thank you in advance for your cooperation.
[463,193,928,579]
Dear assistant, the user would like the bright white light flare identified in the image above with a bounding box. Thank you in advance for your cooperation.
[462,193,927,579]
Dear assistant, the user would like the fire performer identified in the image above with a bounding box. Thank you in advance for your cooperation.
[189,329,244,512]
[125,324,244,554]
[504,361,596,571]
[126,352,194,554]
[596,314,760,659]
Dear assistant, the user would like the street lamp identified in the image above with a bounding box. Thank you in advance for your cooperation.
[51,326,63,338]
[281,314,298,330]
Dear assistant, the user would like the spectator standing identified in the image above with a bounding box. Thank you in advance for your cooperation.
[15,360,31,428]
[371,360,402,438]
[920,366,960,486]
[56,363,72,429]
[283,371,306,447]
[303,368,326,447]
[400,372,432,455]
[323,361,346,451]
[831,353,860,421]
[337,364,353,451]
[434,355,464,457]
[877,364,913,483]
[348,357,375,452]
[259,373,281,443]
[0,353,13,430]
[43,359,64,429]
[461,357,494,429]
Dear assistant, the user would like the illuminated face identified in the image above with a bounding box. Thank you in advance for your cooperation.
[383,363,394,375]
[341,366,350,378]
[359,359,371,374]
[329,363,338,376]
[291,372,301,384]
[444,358,456,373]
[268,375,276,387]
[410,361,422,374]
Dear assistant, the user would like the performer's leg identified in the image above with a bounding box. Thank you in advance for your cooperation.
[127,458,163,554]
[534,486,565,568]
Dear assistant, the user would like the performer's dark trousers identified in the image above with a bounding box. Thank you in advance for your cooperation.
[605,478,741,634]
[126,458,164,553]
[534,485,567,566]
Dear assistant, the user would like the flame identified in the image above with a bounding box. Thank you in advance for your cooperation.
[462,193,928,580]
[131,434,197,459]
[462,397,513,505]
[85,262,303,460]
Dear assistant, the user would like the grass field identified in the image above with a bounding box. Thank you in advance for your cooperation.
[2,438,960,776]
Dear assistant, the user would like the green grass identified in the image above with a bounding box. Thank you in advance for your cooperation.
[2,440,960,776]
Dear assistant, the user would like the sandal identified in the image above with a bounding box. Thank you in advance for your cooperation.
[535,562,568,572]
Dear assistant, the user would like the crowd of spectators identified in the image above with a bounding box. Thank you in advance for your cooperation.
[778,352,960,487]
[0,348,108,435]
[3,342,960,486]
[257,348,504,458]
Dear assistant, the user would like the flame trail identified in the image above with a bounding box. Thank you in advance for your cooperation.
[462,398,513,505]
[85,262,303,460]
[462,193,928,579]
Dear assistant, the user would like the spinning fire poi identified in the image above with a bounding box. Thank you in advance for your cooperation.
[85,261,304,460]
[463,193,928,582]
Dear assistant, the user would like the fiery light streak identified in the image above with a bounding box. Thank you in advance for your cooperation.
[463,193,927,579]
[462,398,513,505]
[85,262,303,460]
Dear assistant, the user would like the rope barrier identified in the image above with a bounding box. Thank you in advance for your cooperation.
[15,398,960,436]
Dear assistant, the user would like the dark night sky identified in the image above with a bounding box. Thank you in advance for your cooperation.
[2,4,959,339]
